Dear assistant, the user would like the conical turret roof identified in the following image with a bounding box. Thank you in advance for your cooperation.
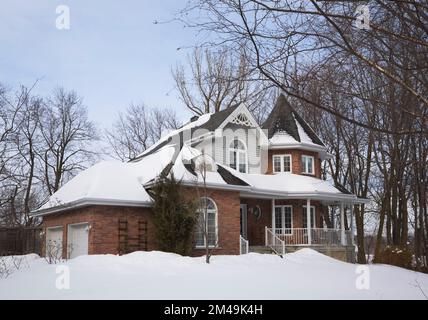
[262,94,324,147]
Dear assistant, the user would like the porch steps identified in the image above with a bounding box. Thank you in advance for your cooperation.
[249,246,275,254]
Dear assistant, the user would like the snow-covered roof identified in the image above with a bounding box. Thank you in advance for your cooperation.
[33,145,176,215]
[131,113,212,161]
[34,140,364,216]
[131,103,264,162]
[148,145,365,203]
[167,144,246,187]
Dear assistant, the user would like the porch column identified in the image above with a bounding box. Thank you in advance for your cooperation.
[306,198,312,245]
[271,199,276,244]
[340,202,346,246]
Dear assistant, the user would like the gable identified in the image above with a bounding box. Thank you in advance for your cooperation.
[219,104,259,129]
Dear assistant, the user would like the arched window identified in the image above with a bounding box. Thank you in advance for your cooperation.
[195,197,218,247]
[229,139,248,173]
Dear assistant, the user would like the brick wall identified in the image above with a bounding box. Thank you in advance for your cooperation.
[266,149,322,178]
[191,188,241,256]
[42,191,326,257]
[42,205,155,258]
[42,187,242,258]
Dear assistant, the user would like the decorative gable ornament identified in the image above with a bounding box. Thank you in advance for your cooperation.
[231,113,254,127]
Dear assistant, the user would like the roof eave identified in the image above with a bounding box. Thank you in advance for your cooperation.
[31,198,152,217]
[176,180,369,204]
[269,142,329,158]
[241,189,370,204]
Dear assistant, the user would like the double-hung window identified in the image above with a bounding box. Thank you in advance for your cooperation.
[301,155,315,175]
[272,155,292,173]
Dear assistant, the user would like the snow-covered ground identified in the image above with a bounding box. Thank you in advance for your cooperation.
[0,249,427,300]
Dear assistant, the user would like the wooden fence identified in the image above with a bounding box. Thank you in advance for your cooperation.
[0,227,42,256]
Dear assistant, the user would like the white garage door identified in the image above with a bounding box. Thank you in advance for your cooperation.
[46,227,63,258]
[67,223,89,259]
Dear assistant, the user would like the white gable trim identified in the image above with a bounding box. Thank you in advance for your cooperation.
[218,103,269,142]
[220,104,252,128]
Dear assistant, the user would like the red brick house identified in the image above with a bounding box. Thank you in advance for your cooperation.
[33,94,368,262]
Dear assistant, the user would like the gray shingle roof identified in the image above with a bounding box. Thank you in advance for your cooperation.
[262,94,324,146]
[197,104,240,131]
[131,105,241,162]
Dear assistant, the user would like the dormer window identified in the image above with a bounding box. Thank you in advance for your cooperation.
[229,139,247,173]
[301,155,315,175]
[273,155,292,173]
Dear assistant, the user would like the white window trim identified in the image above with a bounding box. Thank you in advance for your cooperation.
[272,154,292,173]
[228,139,248,173]
[302,205,316,228]
[46,225,63,231]
[301,155,315,175]
[274,205,293,235]
[195,197,219,249]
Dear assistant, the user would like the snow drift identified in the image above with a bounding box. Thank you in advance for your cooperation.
[0,249,427,300]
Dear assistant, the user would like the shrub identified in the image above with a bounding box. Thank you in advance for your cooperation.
[374,245,413,269]
[150,174,197,255]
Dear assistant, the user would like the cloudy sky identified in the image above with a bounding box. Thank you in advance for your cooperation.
[0,0,200,127]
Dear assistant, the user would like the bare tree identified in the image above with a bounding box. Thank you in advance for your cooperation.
[178,0,427,134]
[40,88,98,195]
[291,40,427,265]
[0,84,41,226]
[9,95,44,226]
[0,84,98,228]
[105,104,180,162]
[193,153,219,263]
[0,84,34,186]
[173,47,272,116]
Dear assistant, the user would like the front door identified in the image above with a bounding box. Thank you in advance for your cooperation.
[240,204,248,239]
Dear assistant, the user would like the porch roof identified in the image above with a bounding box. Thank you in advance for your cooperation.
[168,147,368,204]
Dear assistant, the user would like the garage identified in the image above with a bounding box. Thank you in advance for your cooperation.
[46,226,63,258]
[67,223,89,259]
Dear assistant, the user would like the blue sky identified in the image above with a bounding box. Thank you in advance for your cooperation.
[0,0,200,128]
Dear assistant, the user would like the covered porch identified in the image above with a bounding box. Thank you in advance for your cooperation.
[239,195,367,261]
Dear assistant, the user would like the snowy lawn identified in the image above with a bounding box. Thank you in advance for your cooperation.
[0,249,427,300]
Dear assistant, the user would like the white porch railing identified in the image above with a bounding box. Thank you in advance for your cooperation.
[239,235,249,254]
[268,228,352,246]
[265,227,286,256]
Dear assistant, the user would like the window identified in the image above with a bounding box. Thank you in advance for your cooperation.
[302,206,316,229]
[229,139,247,173]
[274,205,293,235]
[195,197,218,247]
[272,155,292,173]
[301,155,315,175]
[273,156,281,172]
